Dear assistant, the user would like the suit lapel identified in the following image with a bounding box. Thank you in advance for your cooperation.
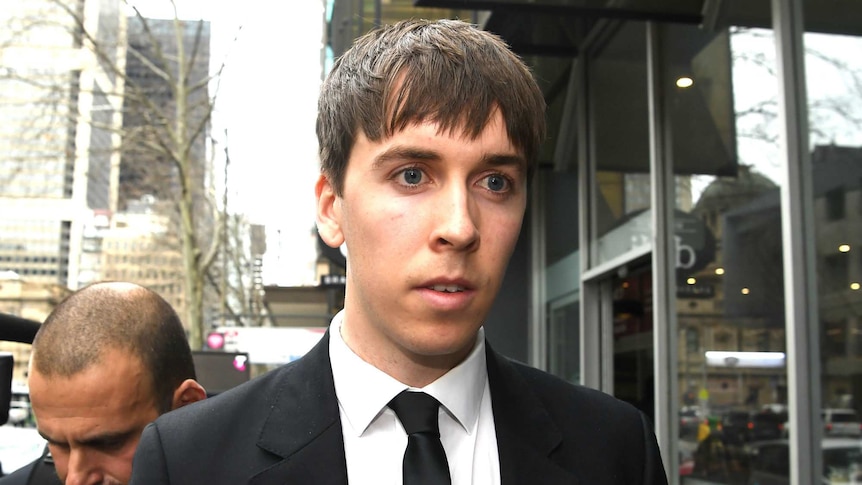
[238,333,580,484]
[487,346,580,485]
[249,331,349,485]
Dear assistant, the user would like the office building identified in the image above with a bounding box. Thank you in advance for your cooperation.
[0,0,125,288]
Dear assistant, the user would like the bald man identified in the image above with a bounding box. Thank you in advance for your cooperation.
[0,282,205,485]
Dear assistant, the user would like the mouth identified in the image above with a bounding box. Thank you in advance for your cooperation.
[417,279,474,310]
[428,284,466,293]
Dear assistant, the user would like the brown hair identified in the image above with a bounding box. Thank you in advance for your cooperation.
[31,281,196,414]
[317,18,546,196]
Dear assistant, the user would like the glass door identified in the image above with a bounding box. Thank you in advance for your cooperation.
[610,264,657,423]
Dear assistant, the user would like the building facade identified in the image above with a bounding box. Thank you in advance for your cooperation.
[0,273,70,383]
[118,16,211,212]
[0,0,125,289]
[328,1,862,483]
[80,194,186,318]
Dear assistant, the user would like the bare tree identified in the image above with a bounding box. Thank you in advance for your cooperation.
[116,6,222,349]
[210,136,268,329]
[1,0,261,349]
[731,27,862,161]
[0,2,84,197]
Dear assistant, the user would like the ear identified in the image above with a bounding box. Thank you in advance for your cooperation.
[315,174,345,249]
[170,379,207,410]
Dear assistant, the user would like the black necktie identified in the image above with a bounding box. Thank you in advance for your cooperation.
[388,391,452,485]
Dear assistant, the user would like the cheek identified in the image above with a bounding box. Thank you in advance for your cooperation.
[103,442,139,482]
[348,202,414,254]
[48,446,69,478]
[487,210,524,251]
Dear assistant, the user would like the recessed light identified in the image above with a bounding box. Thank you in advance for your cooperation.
[676,77,694,88]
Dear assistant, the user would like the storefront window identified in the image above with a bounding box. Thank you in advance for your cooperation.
[664,24,787,484]
[543,167,581,384]
[588,22,651,267]
[805,30,862,485]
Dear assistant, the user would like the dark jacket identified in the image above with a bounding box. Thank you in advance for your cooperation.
[0,447,60,485]
[130,332,667,484]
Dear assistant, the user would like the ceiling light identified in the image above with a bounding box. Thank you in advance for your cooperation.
[676,77,694,88]
[839,244,851,253]
[705,351,785,368]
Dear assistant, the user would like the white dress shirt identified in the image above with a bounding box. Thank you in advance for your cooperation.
[329,311,501,485]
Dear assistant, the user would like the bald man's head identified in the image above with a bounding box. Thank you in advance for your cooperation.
[32,281,196,413]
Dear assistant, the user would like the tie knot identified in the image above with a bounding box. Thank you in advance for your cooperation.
[388,391,441,435]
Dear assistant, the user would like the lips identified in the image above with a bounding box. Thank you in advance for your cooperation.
[416,278,475,311]
[421,277,473,292]
[428,284,465,293]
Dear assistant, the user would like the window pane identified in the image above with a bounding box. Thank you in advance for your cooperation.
[588,22,651,266]
[805,29,862,485]
[666,24,787,484]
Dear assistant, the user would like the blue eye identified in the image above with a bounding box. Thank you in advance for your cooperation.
[482,174,509,192]
[401,168,423,185]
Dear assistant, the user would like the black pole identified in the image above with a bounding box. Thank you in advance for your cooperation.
[0,313,40,344]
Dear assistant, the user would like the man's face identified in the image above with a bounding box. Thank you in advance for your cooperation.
[317,110,527,379]
[29,349,160,485]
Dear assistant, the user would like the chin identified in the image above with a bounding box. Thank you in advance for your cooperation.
[408,329,477,360]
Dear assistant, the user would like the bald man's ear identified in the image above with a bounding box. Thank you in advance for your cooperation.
[170,379,207,410]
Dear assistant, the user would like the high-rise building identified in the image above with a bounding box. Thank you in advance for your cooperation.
[0,0,125,288]
[93,195,186,318]
[118,16,211,211]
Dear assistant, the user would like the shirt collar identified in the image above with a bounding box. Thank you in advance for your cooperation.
[329,310,487,437]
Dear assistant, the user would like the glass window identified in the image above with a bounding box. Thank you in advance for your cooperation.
[543,166,581,384]
[664,23,787,484]
[805,28,862,484]
[588,22,651,267]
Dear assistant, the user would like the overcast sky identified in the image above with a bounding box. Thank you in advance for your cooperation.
[130,1,326,285]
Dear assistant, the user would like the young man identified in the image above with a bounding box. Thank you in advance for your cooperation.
[0,282,205,485]
[130,19,668,484]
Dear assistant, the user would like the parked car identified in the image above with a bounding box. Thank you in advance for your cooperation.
[6,400,29,426]
[680,406,704,439]
[824,408,862,437]
[750,410,788,442]
[721,409,787,445]
[747,437,862,485]
[722,410,754,445]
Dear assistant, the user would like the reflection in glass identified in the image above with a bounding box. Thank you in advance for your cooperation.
[808,30,862,485]
[666,24,788,485]
[612,266,656,422]
[543,149,580,383]
[588,22,651,266]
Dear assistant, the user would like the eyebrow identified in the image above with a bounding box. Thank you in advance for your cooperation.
[41,429,136,449]
[372,146,527,173]
[483,154,529,174]
[372,146,439,169]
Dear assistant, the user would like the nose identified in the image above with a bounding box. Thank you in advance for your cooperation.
[432,185,479,251]
[64,450,102,485]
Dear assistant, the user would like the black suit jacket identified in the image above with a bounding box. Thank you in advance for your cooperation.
[0,461,34,485]
[0,447,61,485]
[130,332,667,484]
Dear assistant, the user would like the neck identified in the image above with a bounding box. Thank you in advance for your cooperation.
[339,318,475,388]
